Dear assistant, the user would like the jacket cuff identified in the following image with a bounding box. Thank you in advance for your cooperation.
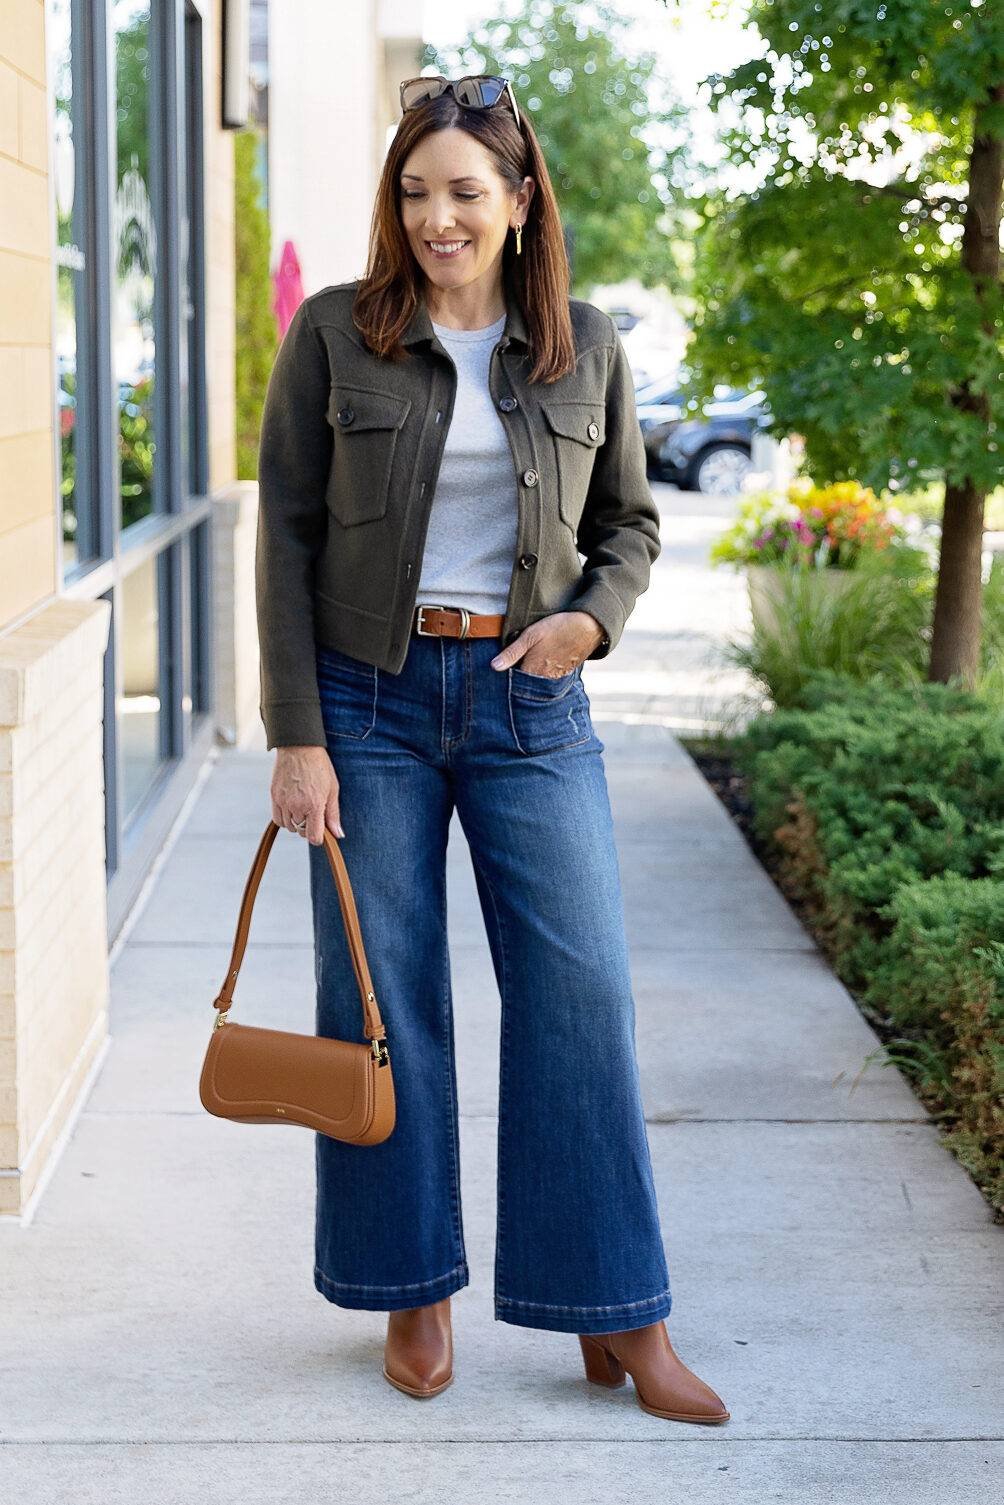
[261,698,327,751]
[569,581,625,660]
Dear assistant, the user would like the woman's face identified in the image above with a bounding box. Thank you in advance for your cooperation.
[399,127,533,292]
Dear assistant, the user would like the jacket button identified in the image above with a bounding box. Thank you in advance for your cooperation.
[522,468,538,487]
[499,396,518,412]
[519,553,537,569]
[587,421,599,439]
[336,407,354,426]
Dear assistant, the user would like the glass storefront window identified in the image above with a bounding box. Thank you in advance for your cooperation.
[51,0,212,909]
[114,0,158,527]
[118,553,165,818]
[53,0,95,570]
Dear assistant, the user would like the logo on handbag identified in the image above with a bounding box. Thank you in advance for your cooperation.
[199,820,396,1145]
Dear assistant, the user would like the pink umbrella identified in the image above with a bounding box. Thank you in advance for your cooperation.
[272,239,305,338]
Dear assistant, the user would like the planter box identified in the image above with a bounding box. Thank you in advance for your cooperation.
[747,563,856,639]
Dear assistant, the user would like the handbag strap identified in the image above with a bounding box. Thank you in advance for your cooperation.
[211,821,387,1042]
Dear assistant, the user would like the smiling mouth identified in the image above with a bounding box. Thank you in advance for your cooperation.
[426,240,471,256]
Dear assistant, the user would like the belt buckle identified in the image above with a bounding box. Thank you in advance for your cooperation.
[416,605,471,639]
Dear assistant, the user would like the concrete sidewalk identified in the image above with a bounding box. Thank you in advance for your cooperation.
[1,489,1001,1503]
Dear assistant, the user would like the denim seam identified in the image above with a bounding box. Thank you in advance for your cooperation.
[314,1263,467,1296]
[439,869,467,1270]
[438,637,447,753]
[495,1288,672,1315]
[470,851,511,1302]
[465,637,473,738]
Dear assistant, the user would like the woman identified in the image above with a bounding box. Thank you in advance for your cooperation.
[255,73,729,1424]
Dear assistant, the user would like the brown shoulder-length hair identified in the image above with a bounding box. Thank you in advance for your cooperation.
[351,93,576,384]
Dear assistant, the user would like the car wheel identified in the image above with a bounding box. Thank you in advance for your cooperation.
[690,443,752,496]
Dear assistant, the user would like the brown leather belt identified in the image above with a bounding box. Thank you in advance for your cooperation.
[412,604,505,640]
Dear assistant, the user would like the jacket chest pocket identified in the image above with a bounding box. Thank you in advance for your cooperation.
[326,387,412,526]
[540,399,606,534]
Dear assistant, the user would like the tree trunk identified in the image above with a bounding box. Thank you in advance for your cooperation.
[927,82,1003,686]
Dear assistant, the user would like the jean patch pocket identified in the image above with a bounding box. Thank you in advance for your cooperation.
[507,664,591,755]
[315,644,378,739]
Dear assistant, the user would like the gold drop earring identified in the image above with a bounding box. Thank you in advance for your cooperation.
[513,222,522,255]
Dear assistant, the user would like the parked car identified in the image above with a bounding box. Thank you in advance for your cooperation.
[635,371,770,494]
[606,307,643,334]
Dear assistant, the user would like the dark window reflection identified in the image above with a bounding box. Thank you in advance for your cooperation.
[182,522,210,732]
[114,0,157,526]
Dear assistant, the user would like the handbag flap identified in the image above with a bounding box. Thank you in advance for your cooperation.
[201,1022,375,1138]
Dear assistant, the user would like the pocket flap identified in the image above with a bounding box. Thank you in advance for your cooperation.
[327,387,412,432]
[540,400,606,447]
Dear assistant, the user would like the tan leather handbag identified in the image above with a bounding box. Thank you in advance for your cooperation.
[199,820,395,1144]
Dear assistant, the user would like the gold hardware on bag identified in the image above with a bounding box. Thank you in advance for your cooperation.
[213,1009,230,1029]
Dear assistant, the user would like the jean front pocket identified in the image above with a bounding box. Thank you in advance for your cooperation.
[315,644,378,740]
[507,664,591,755]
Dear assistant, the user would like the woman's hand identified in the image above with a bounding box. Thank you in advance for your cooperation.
[490,610,606,677]
[271,746,345,843]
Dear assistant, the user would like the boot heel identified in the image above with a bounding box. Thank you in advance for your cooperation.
[579,1333,626,1387]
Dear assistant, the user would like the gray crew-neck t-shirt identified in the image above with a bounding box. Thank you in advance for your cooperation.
[416,312,517,617]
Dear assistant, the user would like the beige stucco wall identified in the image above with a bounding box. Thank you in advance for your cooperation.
[267,0,423,295]
[0,0,57,635]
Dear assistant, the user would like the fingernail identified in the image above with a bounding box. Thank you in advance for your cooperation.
[335,825,345,838]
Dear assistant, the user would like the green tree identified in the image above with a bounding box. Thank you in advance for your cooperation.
[425,0,691,295]
[674,0,1003,686]
[115,10,150,189]
[234,128,277,480]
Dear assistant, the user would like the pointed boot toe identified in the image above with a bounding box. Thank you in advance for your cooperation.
[383,1296,454,1398]
[579,1322,729,1424]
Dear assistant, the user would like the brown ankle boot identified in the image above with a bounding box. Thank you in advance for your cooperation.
[578,1320,729,1423]
[383,1295,454,1397]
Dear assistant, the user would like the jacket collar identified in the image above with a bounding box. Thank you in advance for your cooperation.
[401,260,530,349]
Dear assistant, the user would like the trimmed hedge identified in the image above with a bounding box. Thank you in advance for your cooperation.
[739,672,1004,1213]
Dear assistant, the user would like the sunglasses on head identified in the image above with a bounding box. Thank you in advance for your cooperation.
[399,74,522,132]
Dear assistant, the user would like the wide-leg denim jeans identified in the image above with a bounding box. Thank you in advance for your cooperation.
[307,629,672,1335]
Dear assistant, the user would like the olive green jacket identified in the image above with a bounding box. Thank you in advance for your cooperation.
[255,268,662,749]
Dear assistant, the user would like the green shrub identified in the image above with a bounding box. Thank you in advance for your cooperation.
[719,548,1004,712]
[865,875,1004,1211]
[739,674,1004,1211]
[742,676,1004,972]
[724,547,933,708]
